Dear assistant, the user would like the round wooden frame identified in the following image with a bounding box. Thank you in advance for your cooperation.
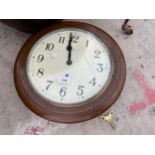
[14,21,126,123]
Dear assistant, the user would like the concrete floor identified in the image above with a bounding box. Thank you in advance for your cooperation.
[0,19,155,134]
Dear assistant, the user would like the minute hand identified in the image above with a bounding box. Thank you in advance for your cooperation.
[66,33,73,65]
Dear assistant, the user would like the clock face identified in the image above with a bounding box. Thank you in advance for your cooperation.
[26,28,112,105]
[14,22,126,123]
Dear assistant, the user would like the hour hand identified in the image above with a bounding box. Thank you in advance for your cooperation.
[66,33,73,65]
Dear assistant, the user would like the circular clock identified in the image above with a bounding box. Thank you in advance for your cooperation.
[14,21,126,123]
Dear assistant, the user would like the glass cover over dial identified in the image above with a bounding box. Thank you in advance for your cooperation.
[27,28,112,105]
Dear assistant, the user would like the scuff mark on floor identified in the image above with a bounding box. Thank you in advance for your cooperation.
[24,126,45,135]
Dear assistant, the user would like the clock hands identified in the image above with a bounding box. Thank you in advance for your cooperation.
[66,32,73,65]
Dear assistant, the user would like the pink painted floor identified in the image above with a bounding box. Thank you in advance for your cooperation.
[0,19,155,134]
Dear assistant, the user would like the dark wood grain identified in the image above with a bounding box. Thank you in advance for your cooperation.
[14,21,126,123]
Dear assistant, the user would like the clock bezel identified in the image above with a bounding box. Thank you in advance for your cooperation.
[14,21,126,123]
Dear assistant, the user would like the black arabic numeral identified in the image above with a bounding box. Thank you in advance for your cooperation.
[77,86,85,96]
[37,68,44,77]
[46,80,53,90]
[45,43,54,51]
[94,50,101,58]
[58,36,65,44]
[59,87,67,97]
[89,77,96,87]
[73,35,79,43]
[97,63,103,72]
[86,40,89,47]
[37,54,44,63]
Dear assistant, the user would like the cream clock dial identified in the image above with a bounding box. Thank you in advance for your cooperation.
[27,29,112,105]
[14,22,126,123]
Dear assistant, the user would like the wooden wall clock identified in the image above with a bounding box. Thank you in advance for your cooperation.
[14,21,126,123]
